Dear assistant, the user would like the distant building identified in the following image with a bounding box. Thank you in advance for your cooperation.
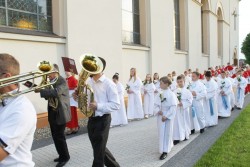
[0,0,240,114]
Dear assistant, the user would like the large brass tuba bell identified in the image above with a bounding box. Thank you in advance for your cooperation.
[77,54,104,117]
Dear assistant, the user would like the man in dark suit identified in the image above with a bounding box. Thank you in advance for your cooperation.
[35,64,71,167]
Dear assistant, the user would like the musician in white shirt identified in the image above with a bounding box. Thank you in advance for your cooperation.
[86,57,120,167]
[0,54,37,167]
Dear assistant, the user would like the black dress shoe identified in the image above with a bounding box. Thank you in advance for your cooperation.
[173,140,180,145]
[56,160,69,167]
[231,107,234,111]
[200,128,205,134]
[54,158,60,162]
[191,129,195,134]
[237,107,242,110]
[159,152,167,160]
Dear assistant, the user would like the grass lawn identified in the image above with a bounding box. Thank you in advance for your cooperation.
[195,105,250,167]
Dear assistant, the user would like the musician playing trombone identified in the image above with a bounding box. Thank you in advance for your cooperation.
[0,53,37,167]
[35,64,71,167]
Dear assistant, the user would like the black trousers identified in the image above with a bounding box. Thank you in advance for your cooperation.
[48,109,70,161]
[88,114,120,167]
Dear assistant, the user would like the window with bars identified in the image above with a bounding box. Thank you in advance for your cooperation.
[122,0,140,44]
[174,0,181,50]
[0,0,52,32]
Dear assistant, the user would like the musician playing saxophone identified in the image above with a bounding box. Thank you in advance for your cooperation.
[0,53,37,167]
[35,64,71,167]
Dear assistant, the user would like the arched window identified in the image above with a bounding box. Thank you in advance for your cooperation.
[217,8,223,57]
[201,0,209,54]
[122,0,140,44]
[0,0,52,32]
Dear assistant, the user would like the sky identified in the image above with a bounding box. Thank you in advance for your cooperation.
[239,0,250,59]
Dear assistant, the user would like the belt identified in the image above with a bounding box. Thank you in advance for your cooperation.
[89,114,110,120]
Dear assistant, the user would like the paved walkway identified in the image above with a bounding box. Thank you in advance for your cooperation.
[32,117,199,167]
[32,95,250,167]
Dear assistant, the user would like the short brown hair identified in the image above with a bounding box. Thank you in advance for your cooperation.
[160,76,172,86]
[0,53,20,76]
[177,75,184,80]
[192,71,200,77]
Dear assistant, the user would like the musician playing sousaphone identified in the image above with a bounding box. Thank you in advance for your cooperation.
[73,54,120,167]
[35,64,71,167]
[0,53,37,167]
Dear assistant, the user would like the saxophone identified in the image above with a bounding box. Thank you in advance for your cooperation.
[77,54,104,117]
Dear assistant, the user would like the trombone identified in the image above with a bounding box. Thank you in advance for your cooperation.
[0,61,58,100]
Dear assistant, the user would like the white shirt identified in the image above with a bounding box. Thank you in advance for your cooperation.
[0,94,37,167]
[87,75,120,117]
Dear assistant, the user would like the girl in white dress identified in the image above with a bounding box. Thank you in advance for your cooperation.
[154,76,178,160]
[153,73,161,94]
[142,74,156,118]
[167,73,177,91]
[127,68,144,120]
[111,73,128,127]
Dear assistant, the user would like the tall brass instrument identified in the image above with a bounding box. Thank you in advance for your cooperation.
[77,54,103,117]
[0,61,58,101]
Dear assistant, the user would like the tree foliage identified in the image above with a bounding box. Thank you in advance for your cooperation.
[241,33,250,64]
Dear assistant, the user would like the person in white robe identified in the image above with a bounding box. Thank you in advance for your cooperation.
[203,71,218,127]
[153,73,161,94]
[154,76,177,160]
[127,68,144,120]
[226,71,236,111]
[217,71,232,117]
[111,73,128,127]
[142,74,156,118]
[173,76,193,145]
[234,70,247,109]
[167,73,177,91]
[184,71,192,88]
[189,72,207,134]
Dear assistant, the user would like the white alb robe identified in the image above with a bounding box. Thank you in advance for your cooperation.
[142,82,156,116]
[170,81,177,92]
[154,88,177,153]
[204,79,218,127]
[234,76,247,108]
[189,80,207,131]
[184,76,192,88]
[154,80,161,93]
[111,82,128,126]
[227,77,236,107]
[218,78,232,117]
[173,88,193,141]
[127,77,144,119]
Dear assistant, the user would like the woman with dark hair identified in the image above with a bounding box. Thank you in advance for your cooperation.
[111,73,128,126]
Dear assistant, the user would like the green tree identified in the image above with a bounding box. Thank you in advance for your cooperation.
[241,33,250,64]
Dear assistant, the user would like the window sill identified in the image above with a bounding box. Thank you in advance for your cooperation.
[0,27,66,44]
[122,44,150,51]
[175,50,188,55]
